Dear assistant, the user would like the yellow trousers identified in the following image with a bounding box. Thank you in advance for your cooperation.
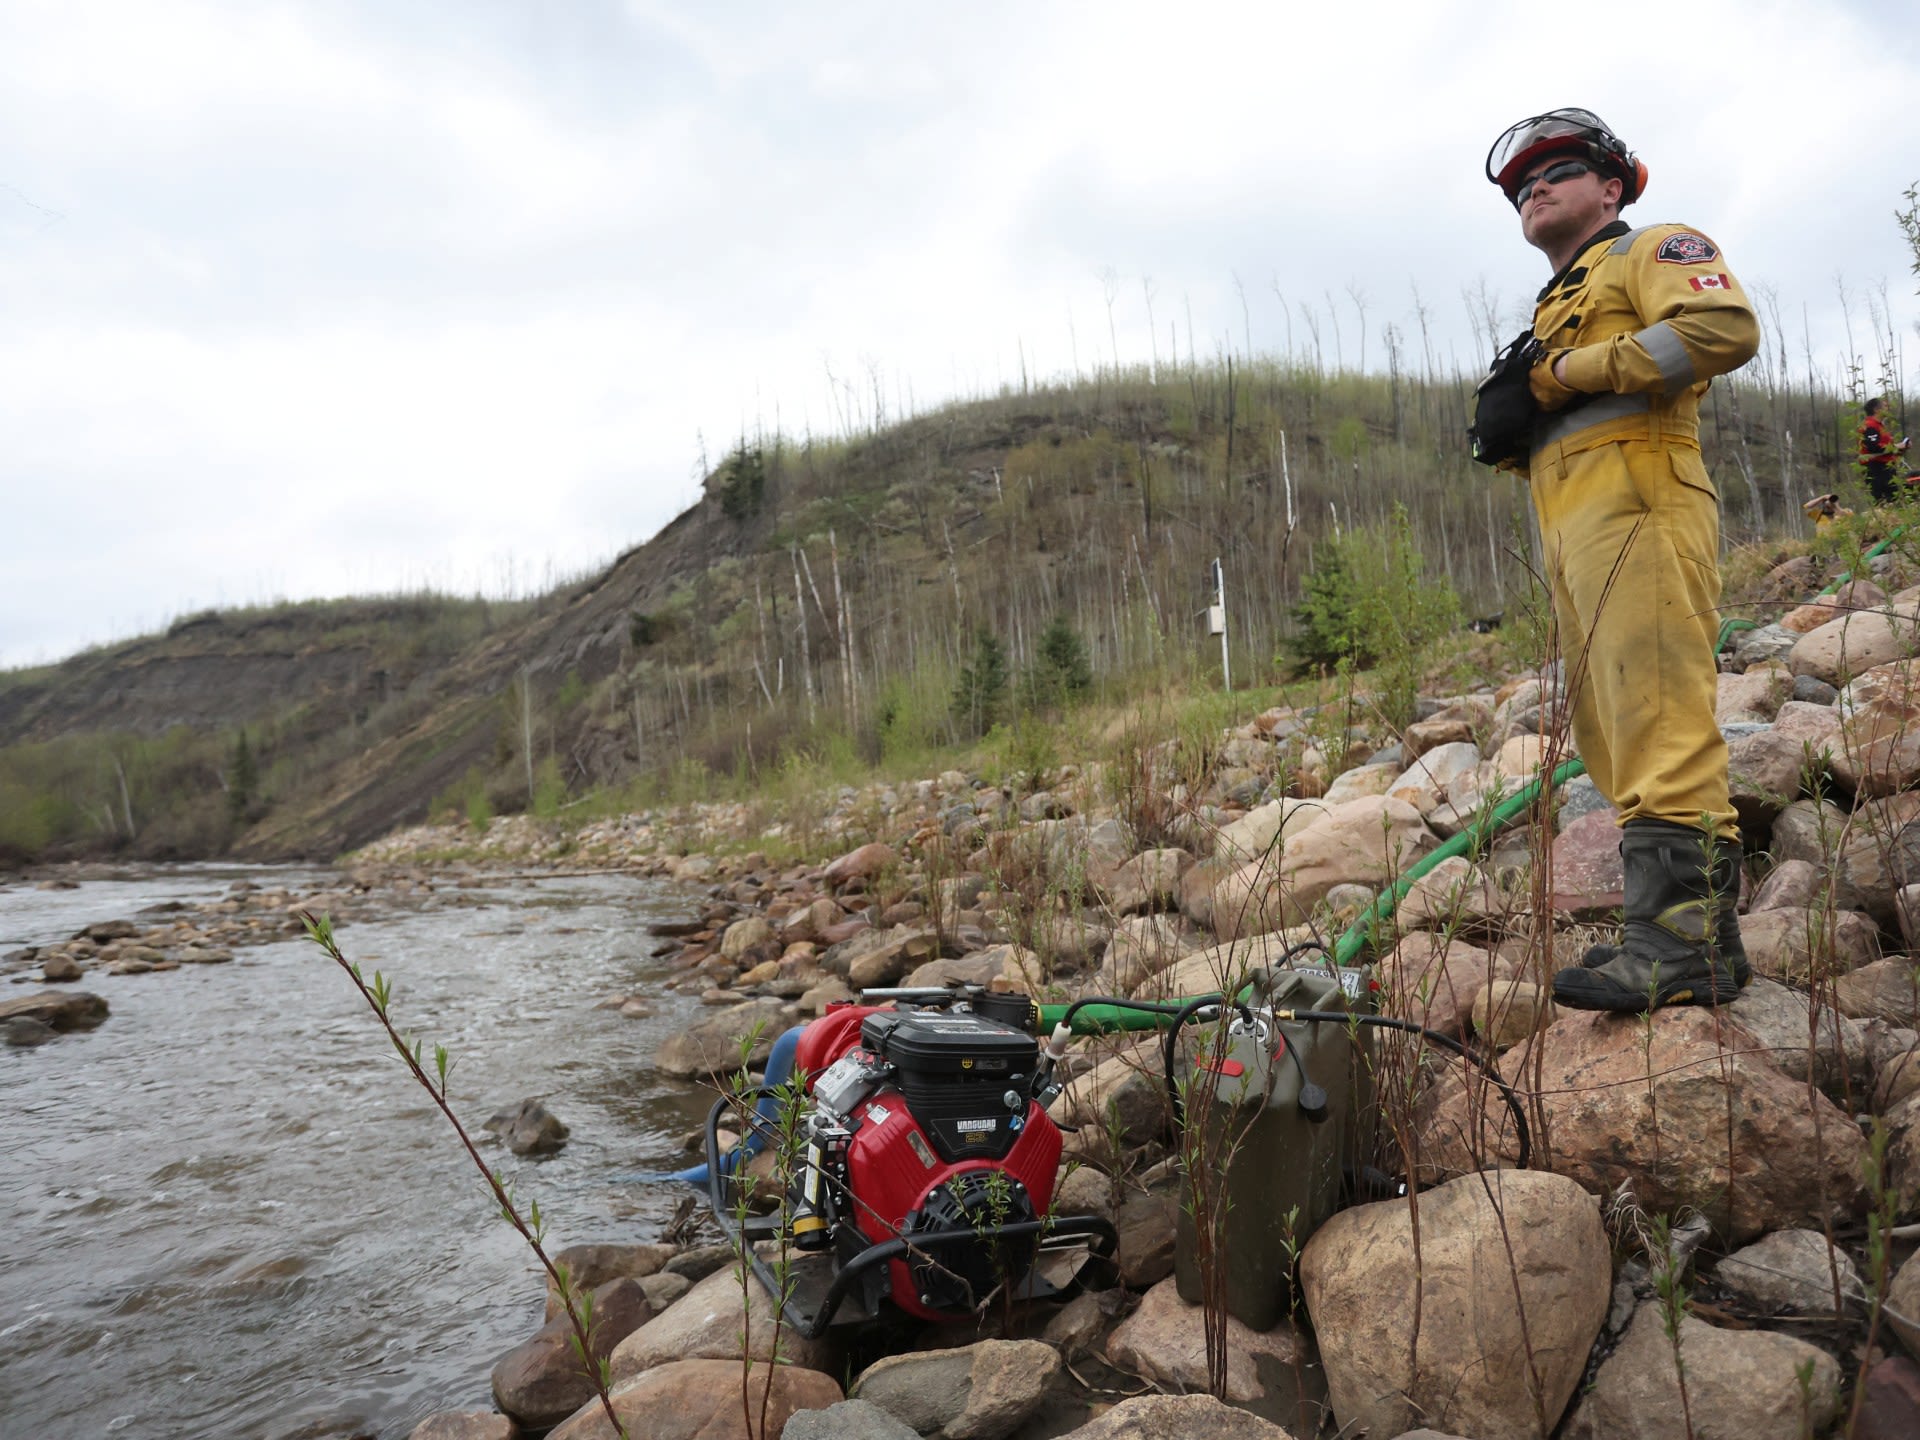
[1530,436,1737,836]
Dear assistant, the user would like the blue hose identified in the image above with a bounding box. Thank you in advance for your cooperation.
[605,1023,806,1184]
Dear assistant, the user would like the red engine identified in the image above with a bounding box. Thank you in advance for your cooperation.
[794,1000,1063,1323]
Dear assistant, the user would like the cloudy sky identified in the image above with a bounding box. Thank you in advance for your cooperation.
[4,0,1917,668]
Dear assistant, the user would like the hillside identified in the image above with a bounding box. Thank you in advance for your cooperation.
[0,358,1862,864]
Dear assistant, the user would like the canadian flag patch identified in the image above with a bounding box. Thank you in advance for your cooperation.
[1688,273,1733,292]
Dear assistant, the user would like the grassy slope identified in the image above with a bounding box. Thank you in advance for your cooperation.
[0,358,1864,863]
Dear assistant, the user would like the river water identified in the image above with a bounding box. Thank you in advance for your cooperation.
[0,866,719,1440]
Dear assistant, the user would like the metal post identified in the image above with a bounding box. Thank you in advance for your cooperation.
[1214,557,1230,691]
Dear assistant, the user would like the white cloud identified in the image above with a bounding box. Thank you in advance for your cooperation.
[2,0,1917,666]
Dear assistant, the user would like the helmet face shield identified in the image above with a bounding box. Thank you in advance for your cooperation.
[1487,108,1633,202]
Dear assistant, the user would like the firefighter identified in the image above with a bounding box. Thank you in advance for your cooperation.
[1803,492,1852,532]
[1858,397,1913,503]
[1484,109,1760,1012]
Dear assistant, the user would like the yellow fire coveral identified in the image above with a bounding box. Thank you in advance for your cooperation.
[1519,221,1759,833]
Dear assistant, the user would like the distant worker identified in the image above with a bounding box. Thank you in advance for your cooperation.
[1477,108,1759,1013]
[1802,492,1852,531]
[1858,396,1913,503]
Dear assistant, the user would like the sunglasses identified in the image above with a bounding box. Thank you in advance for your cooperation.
[1513,158,1593,206]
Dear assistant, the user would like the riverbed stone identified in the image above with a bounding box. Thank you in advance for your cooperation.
[1737,906,1880,985]
[1103,1274,1307,1404]
[1299,1168,1607,1440]
[607,1264,839,1381]
[543,1244,676,1319]
[39,953,82,982]
[1,1016,56,1046]
[783,1399,920,1440]
[483,1098,570,1156]
[407,1412,517,1440]
[651,998,791,1080]
[492,1277,653,1430]
[1548,808,1624,915]
[852,1338,1060,1440]
[0,989,108,1030]
[1560,1302,1842,1440]
[547,1356,842,1440]
[1054,1393,1301,1439]
[1715,1229,1859,1313]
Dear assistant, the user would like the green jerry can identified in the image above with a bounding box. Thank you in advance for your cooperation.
[1173,965,1375,1331]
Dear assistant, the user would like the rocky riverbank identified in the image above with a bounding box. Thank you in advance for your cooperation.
[25,553,1920,1437]
[381,557,1920,1439]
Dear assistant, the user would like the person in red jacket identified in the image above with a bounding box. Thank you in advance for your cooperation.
[1859,397,1913,503]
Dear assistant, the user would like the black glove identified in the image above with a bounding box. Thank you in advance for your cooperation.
[1468,330,1544,468]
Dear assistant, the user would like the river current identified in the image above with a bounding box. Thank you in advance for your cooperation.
[0,866,715,1439]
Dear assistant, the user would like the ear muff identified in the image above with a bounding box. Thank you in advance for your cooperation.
[1622,157,1648,206]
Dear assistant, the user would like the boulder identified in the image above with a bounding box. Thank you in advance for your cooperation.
[783,1399,920,1440]
[1748,859,1821,913]
[719,917,774,962]
[1388,741,1484,812]
[1717,663,1795,724]
[1737,906,1880,984]
[1213,798,1331,865]
[1725,978,1870,1100]
[546,1357,841,1440]
[1098,914,1204,996]
[1424,1008,1867,1243]
[0,989,108,1030]
[2,1017,56,1046]
[1560,1302,1841,1440]
[1832,792,1920,926]
[1835,659,1920,796]
[1726,727,1815,829]
[1768,797,1848,866]
[652,999,792,1080]
[1548,810,1624,916]
[607,1265,838,1381]
[544,1244,676,1320]
[492,1278,653,1430]
[1377,932,1511,1037]
[1103,1274,1308,1405]
[1272,795,1437,925]
[40,953,82,982]
[1832,958,1920,1027]
[1048,1038,1169,1148]
[483,1099,570,1157]
[1319,762,1400,806]
[1299,1169,1608,1440]
[1392,856,1508,933]
[1852,1355,1920,1440]
[1472,979,1557,1050]
[1114,1184,1179,1290]
[846,928,942,990]
[1107,849,1194,915]
[824,842,899,887]
[407,1414,517,1440]
[1788,601,1920,685]
[1052,1393,1301,1439]
[852,1339,1059,1440]
[1714,1228,1859,1313]
[1887,1249,1920,1359]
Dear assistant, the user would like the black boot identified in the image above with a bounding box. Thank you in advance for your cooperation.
[1554,821,1746,1013]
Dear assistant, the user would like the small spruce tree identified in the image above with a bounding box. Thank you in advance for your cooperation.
[951,627,1009,739]
[227,730,257,824]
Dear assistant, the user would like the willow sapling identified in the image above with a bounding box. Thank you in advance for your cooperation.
[299,910,629,1439]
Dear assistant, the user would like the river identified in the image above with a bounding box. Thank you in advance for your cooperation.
[0,865,718,1440]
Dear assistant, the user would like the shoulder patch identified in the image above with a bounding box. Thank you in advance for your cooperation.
[1655,232,1719,265]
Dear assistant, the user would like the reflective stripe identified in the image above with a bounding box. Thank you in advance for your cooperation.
[1639,320,1695,395]
[1532,391,1653,450]
[1609,226,1651,255]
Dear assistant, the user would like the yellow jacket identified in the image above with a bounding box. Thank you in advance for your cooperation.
[1522,220,1759,469]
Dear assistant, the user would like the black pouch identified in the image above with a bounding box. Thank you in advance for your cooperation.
[1468,329,1544,468]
